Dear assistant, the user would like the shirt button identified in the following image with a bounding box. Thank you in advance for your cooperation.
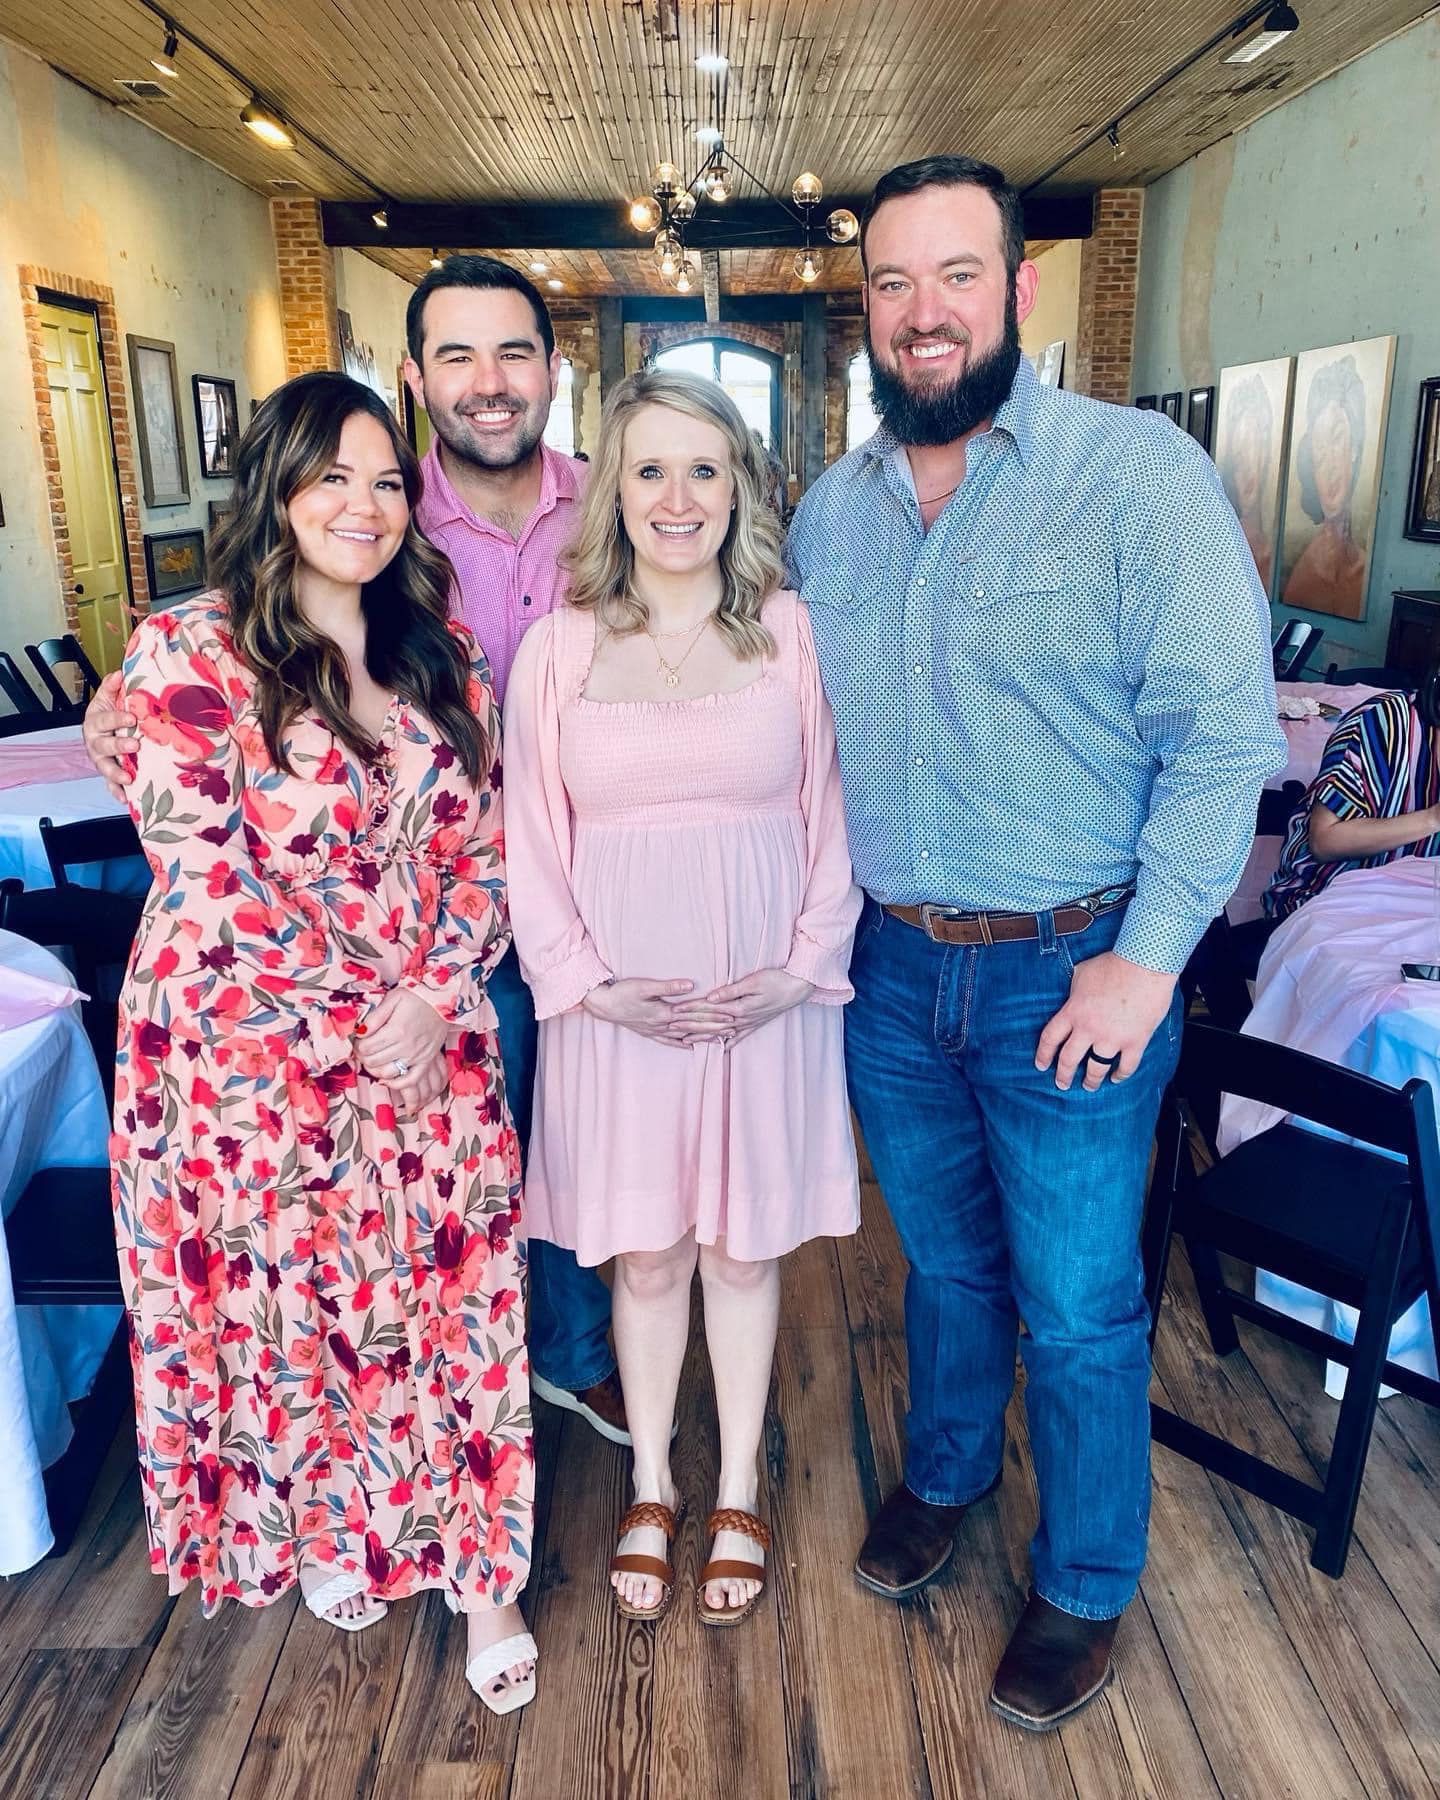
[523,594,533,607]
[919,849,931,861]
[913,662,924,675]
[916,575,928,587]
[973,584,985,599]
[913,754,924,767]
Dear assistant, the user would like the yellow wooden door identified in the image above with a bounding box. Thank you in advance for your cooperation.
[39,301,132,674]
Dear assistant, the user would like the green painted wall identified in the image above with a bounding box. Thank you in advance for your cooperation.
[1131,15,1440,667]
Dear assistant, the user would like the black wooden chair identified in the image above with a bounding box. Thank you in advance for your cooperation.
[1181,781,1305,1032]
[25,634,102,712]
[0,651,47,719]
[8,1165,128,1557]
[1143,1020,1440,1578]
[0,871,143,1105]
[39,811,143,887]
[1273,621,1325,681]
[1322,663,1411,690]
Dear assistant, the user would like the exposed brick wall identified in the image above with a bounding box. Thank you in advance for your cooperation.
[624,318,787,373]
[1074,189,1143,406]
[271,197,341,377]
[824,302,866,467]
[19,266,149,637]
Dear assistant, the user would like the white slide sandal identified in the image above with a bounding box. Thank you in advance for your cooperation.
[301,1568,388,1633]
[444,1591,539,1715]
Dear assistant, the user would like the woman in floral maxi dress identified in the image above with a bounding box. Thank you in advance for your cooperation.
[109,372,536,1713]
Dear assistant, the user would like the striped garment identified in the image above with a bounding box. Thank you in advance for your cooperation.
[1264,690,1439,918]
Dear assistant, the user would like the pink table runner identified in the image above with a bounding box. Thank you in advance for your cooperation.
[0,735,97,792]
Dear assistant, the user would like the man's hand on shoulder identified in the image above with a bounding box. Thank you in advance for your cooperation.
[1036,950,1176,1092]
[84,670,138,804]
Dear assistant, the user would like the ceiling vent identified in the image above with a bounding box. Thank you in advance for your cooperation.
[114,78,172,101]
[269,178,306,191]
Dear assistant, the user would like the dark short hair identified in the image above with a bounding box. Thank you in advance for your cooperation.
[860,155,1025,280]
[405,254,555,364]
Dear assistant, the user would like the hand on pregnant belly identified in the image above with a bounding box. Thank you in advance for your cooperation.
[673,967,814,1046]
[582,975,708,1048]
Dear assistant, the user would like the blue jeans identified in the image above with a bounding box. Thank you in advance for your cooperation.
[845,898,1181,1620]
[489,945,615,1391]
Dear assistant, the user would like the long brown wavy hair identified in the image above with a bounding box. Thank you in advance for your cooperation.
[562,369,784,660]
[208,372,486,782]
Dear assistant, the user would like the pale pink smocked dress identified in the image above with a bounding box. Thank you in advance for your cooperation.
[504,591,862,1265]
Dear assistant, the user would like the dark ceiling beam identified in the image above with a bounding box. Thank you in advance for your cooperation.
[322,195,1093,252]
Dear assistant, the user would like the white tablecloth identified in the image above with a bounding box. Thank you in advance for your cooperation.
[0,928,118,1575]
[1219,861,1440,1396]
[0,725,144,893]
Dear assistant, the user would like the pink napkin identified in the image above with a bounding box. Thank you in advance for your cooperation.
[0,739,99,791]
[0,964,85,1030]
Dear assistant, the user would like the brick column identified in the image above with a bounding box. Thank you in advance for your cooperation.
[270,197,341,378]
[1074,189,1143,405]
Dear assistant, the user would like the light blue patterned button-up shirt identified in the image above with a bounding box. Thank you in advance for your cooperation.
[786,354,1287,975]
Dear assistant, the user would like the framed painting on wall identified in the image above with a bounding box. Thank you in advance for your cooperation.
[1404,376,1440,542]
[1134,395,1157,410]
[126,335,189,507]
[144,528,206,603]
[193,375,240,478]
[1279,334,1396,621]
[1213,355,1295,598]
[1159,391,1182,423]
[1186,386,1214,452]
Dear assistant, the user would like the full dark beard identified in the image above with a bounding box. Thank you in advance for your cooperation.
[428,399,546,472]
[867,296,1022,449]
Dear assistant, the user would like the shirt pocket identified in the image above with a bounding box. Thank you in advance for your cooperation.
[801,569,872,614]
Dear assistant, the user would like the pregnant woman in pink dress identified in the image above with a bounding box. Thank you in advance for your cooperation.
[505,370,860,1624]
[111,373,536,1714]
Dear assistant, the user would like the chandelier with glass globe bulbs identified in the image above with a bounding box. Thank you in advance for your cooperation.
[627,5,858,291]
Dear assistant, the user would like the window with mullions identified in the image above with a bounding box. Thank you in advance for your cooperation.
[654,340,779,450]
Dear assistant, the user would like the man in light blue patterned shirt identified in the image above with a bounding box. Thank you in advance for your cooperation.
[787,155,1285,1730]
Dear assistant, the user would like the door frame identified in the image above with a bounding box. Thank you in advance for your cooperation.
[21,269,147,643]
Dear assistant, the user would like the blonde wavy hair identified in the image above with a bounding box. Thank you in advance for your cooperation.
[562,368,785,659]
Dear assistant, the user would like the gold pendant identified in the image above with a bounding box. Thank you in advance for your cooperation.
[665,670,680,688]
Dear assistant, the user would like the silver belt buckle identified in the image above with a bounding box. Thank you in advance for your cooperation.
[918,901,965,941]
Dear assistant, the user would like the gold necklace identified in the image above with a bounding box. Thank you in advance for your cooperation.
[647,617,711,688]
[917,483,959,507]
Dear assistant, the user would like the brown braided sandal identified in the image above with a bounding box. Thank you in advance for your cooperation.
[609,1497,688,1622]
[696,1507,771,1626]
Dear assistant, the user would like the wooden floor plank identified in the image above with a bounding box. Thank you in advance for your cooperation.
[32,1465,173,1653]
[1144,1360,1367,1799]
[769,1325,932,1798]
[506,1408,654,1800]
[0,1647,148,1800]
[646,1319,791,1800]
[88,1586,299,1800]
[227,1583,421,1800]
[0,1428,141,1659]
[1152,1256,1440,1799]
[370,1764,508,1800]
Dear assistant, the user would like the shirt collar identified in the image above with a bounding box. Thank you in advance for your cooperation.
[417,439,582,532]
[858,349,1038,479]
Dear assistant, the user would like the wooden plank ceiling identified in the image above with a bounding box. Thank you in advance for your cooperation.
[3,0,1428,295]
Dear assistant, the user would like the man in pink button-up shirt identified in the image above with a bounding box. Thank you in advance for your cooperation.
[400,259,626,1443]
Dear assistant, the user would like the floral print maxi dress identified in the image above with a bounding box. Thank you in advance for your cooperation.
[110,593,531,1617]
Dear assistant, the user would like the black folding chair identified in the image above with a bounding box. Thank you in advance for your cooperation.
[1272,621,1325,681]
[8,1165,129,1557]
[0,651,47,718]
[1143,1021,1440,1578]
[38,811,143,887]
[25,634,102,712]
[1181,781,1305,1033]
[1322,663,1411,690]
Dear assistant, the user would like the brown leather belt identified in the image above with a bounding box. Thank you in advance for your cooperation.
[883,885,1133,947]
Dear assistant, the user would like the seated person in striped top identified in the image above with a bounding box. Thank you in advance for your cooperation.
[1265,665,1440,920]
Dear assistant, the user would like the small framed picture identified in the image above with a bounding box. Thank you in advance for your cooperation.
[1186,385,1215,452]
[193,375,241,479]
[1160,391,1182,423]
[1405,376,1440,542]
[127,335,189,507]
[144,527,207,602]
[208,496,237,535]
[1134,395,1157,410]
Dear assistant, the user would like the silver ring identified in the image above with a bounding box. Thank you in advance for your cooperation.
[392,1059,411,1077]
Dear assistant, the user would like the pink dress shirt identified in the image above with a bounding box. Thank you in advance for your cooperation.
[414,440,587,705]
